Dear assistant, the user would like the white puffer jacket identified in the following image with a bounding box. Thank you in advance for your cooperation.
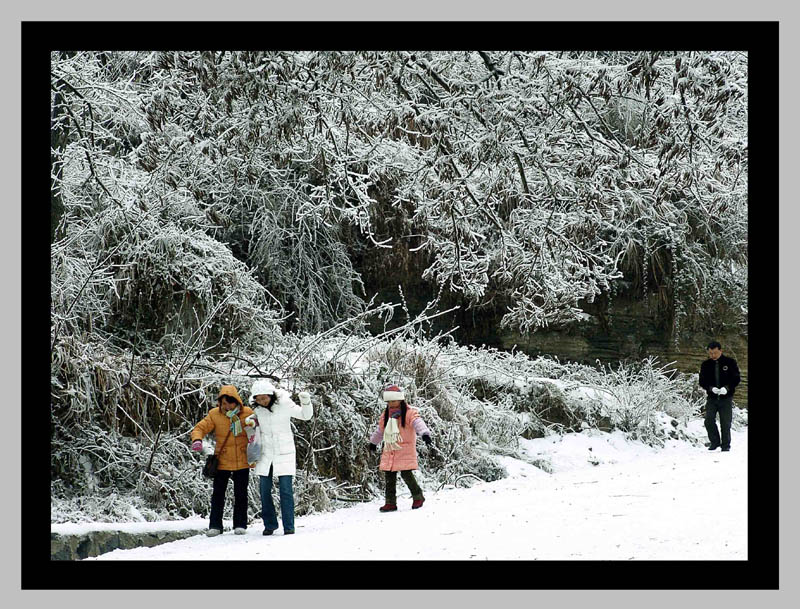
[252,389,313,477]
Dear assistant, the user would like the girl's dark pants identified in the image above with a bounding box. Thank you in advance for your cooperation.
[209,468,249,531]
[385,470,423,503]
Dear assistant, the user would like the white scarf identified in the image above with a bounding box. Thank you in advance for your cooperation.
[384,416,403,451]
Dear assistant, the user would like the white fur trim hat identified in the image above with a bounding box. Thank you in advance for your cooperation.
[382,383,405,402]
[249,379,277,404]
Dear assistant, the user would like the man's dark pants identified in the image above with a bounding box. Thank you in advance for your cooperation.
[209,468,249,531]
[705,396,733,449]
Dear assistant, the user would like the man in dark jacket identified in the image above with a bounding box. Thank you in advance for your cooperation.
[698,340,741,451]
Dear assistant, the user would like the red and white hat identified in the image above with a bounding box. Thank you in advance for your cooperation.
[381,383,405,402]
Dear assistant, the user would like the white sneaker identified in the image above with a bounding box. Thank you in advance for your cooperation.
[206,528,222,537]
[234,528,246,535]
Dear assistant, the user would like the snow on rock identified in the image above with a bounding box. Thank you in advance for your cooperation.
[565,384,620,411]
[52,516,208,537]
[519,429,651,472]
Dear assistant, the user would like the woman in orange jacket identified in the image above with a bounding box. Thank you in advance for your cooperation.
[368,384,432,512]
[191,385,255,536]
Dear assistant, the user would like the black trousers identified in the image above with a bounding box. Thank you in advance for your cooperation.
[209,468,249,530]
[385,470,423,503]
[705,397,733,449]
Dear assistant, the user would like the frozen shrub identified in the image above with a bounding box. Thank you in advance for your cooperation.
[248,205,366,334]
[522,382,582,433]
[732,406,748,430]
[466,394,524,450]
[51,330,712,522]
[586,357,697,445]
[107,222,280,350]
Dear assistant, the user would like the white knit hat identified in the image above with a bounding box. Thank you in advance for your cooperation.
[381,383,405,402]
[249,379,277,404]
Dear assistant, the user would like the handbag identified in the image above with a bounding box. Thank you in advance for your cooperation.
[202,454,219,478]
[201,427,232,479]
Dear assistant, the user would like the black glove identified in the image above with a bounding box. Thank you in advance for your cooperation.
[422,434,432,446]
[368,443,377,453]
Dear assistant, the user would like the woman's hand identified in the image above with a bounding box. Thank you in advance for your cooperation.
[191,440,203,451]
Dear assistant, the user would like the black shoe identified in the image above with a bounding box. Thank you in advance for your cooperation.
[707,444,720,451]
[284,530,295,535]
[721,447,730,452]
[263,529,274,536]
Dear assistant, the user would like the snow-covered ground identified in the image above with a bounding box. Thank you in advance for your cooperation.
[84,424,747,561]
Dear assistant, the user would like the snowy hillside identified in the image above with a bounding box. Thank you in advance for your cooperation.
[83,426,747,561]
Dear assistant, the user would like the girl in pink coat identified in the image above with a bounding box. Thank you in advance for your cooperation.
[368,384,432,512]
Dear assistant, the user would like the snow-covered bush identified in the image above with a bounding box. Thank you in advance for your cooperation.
[584,357,697,445]
[247,202,366,334]
[732,406,748,430]
[51,246,117,342]
[420,343,701,447]
[113,226,279,350]
[51,493,166,525]
[519,381,588,436]
[51,326,715,524]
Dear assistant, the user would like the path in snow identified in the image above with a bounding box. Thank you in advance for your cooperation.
[88,429,747,561]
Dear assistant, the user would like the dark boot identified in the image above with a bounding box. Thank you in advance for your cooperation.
[379,503,397,512]
[411,498,425,509]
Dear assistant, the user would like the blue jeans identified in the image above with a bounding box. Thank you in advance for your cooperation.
[259,465,295,532]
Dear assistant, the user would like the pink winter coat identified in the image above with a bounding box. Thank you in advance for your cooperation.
[369,407,430,472]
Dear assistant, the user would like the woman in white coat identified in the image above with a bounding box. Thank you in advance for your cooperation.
[247,379,313,535]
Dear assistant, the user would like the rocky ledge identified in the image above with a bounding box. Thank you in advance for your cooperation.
[51,527,206,560]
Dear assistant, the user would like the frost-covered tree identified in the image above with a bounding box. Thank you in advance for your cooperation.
[52,50,747,339]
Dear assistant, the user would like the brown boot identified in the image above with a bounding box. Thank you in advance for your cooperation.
[411,498,425,509]
[379,503,397,512]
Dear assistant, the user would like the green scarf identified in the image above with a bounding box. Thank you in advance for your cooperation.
[225,406,243,436]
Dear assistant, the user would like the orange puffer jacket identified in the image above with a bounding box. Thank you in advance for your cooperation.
[192,403,255,472]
